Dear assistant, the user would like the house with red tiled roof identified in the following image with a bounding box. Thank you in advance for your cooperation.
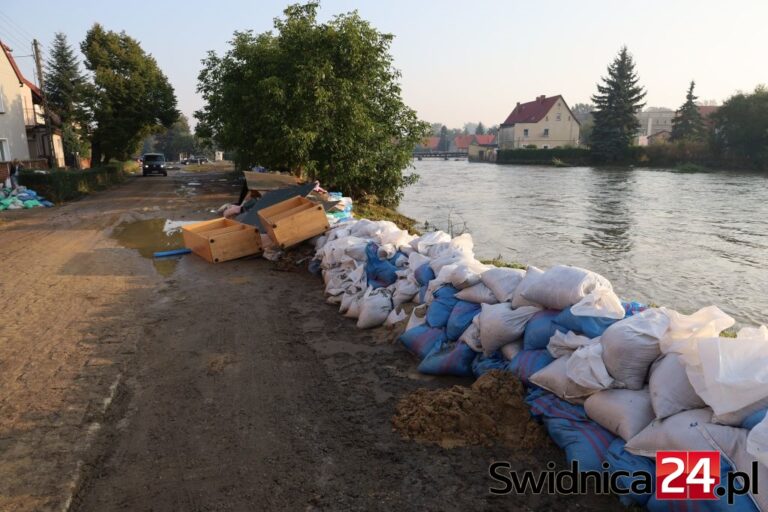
[498,95,580,149]
[0,40,64,168]
[414,136,440,153]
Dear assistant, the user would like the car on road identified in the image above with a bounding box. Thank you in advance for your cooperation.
[141,153,167,176]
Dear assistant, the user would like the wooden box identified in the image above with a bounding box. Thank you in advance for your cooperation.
[258,196,330,249]
[182,218,262,263]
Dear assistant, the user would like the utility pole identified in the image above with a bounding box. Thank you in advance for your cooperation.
[32,39,56,168]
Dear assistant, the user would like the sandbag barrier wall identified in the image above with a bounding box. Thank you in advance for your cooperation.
[310,220,766,511]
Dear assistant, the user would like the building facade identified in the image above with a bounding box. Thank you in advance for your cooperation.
[498,95,580,149]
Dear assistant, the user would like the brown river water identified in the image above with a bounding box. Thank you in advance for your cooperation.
[398,159,768,327]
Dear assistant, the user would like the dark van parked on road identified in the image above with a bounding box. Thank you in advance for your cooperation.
[142,153,167,176]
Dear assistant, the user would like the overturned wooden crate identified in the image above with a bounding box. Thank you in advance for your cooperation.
[182,218,262,263]
[258,196,329,249]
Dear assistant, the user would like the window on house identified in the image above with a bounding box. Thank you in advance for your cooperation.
[0,139,9,161]
[543,145,549,149]
[523,129,529,137]
[556,113,562,121]
[546,116,549,121]
[543,128,550,137]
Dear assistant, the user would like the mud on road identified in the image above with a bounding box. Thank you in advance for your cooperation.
[0,170,618,511]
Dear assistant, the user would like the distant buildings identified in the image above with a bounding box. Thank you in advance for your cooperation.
[498,95,580,149]
[636,106,720,145]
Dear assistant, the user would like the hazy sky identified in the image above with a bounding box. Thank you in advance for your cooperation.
[1,1,766,128]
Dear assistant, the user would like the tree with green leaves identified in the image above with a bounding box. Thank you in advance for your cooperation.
[81,24,178,164]
[590,46,646,160]
[44,33,91,163]
[475,122,486,135]
[195,2,428,205]
[154,114,200,160]
[671,81,705,141]
[712,85,768,168]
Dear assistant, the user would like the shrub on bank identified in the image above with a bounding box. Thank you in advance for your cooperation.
[497,147,592,166]
[18,163,127,203]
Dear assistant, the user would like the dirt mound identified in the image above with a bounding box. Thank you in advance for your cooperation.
[392,370,550,451]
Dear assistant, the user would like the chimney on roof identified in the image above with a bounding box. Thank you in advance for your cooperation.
[537,95,546,102]
[516,102,521,108]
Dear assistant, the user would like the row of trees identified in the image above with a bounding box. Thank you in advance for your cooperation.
[43,27,179,165]
[195,3,428,205]
[587,46,768,167]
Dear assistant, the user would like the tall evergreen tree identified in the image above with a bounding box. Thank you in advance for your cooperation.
[671,81,705,141]
[590,46,646,160]
[475,122,486,135]
[44,33,88,123]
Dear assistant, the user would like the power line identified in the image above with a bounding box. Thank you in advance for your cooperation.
[0,10,36,42]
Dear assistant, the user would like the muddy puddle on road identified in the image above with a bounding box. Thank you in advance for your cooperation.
[112,219,188,277]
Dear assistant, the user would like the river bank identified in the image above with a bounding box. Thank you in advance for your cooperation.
[398,159,768,326]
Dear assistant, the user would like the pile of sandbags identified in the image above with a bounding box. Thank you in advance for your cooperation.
[309,218,768,511]
[0,186,54,210]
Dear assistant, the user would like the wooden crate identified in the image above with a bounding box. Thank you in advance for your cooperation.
[258,196,329,249]
[181,218,262,263]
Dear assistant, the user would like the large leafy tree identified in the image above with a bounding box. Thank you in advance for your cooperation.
[44,33,90,162]
[195,2,429,205]
[81,24,178,164]
[671,81,705,141]
[712,85,768,168]
[590,47,646,160]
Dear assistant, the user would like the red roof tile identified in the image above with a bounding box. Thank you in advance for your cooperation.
[473,134,496,145]
[453,134,475,150]
[1,40,43,99]
[501,95,562,126]
[421,136,439,150]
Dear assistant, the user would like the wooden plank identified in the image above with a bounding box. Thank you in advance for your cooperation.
[268,202,315,224]
[203,224,245,239]
[257,196,306,219]
[183,218,229,234]
[209,226,262,263]
[182,229,214,263]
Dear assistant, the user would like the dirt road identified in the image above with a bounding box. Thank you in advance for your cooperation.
[0,171,617,511]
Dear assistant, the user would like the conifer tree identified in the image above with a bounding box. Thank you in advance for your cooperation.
[671,81,705,141]
[590,46,646,160]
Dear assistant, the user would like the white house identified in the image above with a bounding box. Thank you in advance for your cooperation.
[498,95,580,149]
[0,40,64,167]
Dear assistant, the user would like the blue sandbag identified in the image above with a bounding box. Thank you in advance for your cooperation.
[526,387,617,472]
[365,243,398,289]
[472,351,507,378]
[426,285,459,329]
[418,284,428,304]
[742,408,768,430]
[605,438,656,507]
[523,309,563,350]
[507,349,555,386]
[389,251,408,267]
[418,341,477,377]
[414,263,435,286]
[399,324,447,360]
[554,308,621,339]
[622,300,648,317]
[445,300,481,341]
[41,200,55,207]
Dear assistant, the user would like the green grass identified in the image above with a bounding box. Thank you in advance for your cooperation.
[480,256,527,270]
[354,202,419,233]
[720,329,737,338]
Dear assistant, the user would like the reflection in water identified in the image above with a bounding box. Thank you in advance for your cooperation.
[399,160,768,326]
[582,169,635,259]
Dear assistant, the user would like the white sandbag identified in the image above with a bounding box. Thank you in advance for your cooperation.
[319,236,369,267]
[392,275,420,307]
[748,415,768,468]
[405,304,428,331]
[511,265,544,307]
[407,251,430,271]
[429,250,466,275]
[659,305,735,354]
[326,294,342,305]
[648,353,705,419]
[384,306,408,327]
[570,288,625,320]
[479,304,540,354]
[449,265,482,290]
[356,287,394,329]
[566,342,614,391]
[547,330,596,358]
[314,235,328,251]
[424,264,458,305]
[339,289,362,314]
[585,389,655,441]
[501,340,523,361]
[459,315,482,352]
[377,243,397,260]
[601,308,670,390]
[681,326,768,418]
[712,397,768,427]
[345,294,363,319]
[521,264,613,310]
[625,408,714,457]
[455,282,499,305]
[411,231,451,255]
[529,356,590,403]
[480,267,526,303]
